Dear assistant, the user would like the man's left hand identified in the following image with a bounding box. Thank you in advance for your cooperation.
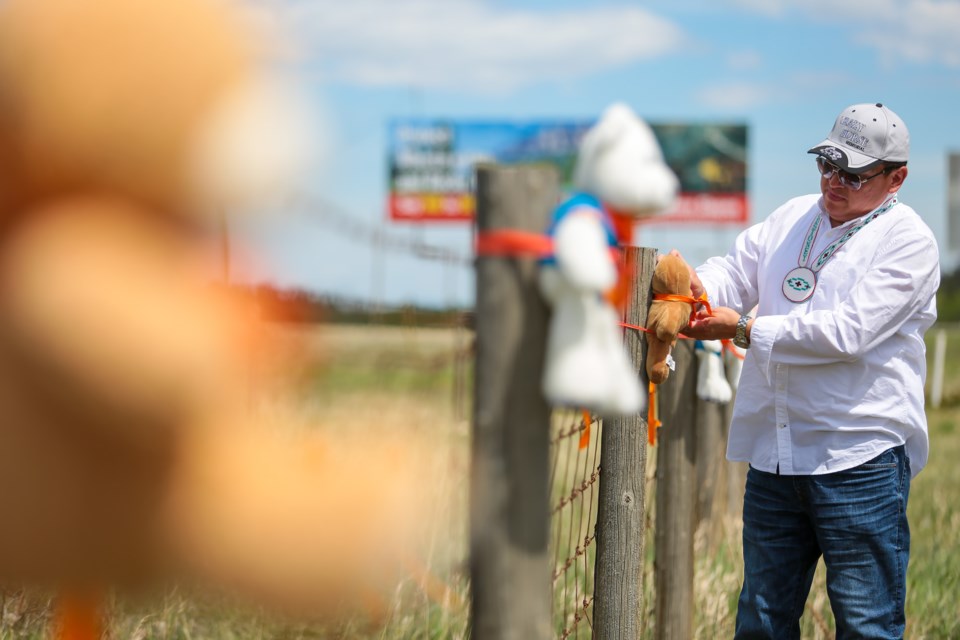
[683,306,740,341]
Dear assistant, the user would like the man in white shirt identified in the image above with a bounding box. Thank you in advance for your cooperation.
[679,103,939,639]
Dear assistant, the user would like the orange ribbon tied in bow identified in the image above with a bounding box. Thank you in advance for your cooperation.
[651,292,713,324]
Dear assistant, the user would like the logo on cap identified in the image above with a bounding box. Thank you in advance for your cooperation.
[821,147,843,161]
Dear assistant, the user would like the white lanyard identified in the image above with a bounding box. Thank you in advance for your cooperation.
[782,195,898,303]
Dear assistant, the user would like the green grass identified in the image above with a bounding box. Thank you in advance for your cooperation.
[924,324,960,405]
[904,403,960,638]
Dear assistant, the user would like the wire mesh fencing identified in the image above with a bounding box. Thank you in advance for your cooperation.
[550,410,603,639]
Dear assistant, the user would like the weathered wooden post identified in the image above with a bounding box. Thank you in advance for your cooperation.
[654,339,698,640]
[695,383,727,553]
[593,246,656,639]
[724,354,748,523]
[470,163,558,640]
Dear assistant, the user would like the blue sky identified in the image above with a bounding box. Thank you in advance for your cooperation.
[233,0,960,308]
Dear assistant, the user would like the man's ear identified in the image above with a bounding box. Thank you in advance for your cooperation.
[888,166,908,192]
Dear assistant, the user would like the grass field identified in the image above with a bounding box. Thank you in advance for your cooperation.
[2,321,959,638]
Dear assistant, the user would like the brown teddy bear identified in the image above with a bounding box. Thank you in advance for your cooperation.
[0,0,427,629]
[645,254,694,384]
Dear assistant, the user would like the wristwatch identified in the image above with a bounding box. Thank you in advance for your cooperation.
[733,314,752,349]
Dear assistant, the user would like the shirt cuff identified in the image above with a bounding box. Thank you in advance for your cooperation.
[747,314,780,385]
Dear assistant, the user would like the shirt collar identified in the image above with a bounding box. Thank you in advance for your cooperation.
[816,193,899,231]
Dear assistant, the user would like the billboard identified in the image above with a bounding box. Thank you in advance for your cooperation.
[387,118,748,224]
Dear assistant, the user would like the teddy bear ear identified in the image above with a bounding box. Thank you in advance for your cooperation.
[574,103,634,176]
[0,0,319,218]
[187,75,319,213]
[652,253,690,290]
[579,103,663,161]
[572,102,679,216]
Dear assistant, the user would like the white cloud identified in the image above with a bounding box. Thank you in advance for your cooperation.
[858,0,960,68]
[255,0,688,93]
[730,0,960,69]
[696,82,774,110]
[726,0,789,17]
[696,72,849,110]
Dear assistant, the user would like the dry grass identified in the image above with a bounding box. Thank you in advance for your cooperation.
[1,322,472,640]
[4,322,959,639]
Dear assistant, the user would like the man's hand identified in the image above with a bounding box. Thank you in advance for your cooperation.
[683,306,741,341]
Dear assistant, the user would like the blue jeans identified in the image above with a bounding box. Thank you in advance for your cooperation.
[735,446,911,640]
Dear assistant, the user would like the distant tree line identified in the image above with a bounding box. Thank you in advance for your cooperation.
[235,282,472,328]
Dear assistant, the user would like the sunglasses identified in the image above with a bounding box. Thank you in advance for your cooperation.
[816,156,894,191]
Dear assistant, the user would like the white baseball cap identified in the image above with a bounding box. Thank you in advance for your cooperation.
[807,103,909,174]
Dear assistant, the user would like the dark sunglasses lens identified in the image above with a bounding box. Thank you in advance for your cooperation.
[817,157,862,189]
[839,170,861,189]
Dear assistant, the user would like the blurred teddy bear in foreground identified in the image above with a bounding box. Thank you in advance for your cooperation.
[0,0,428,629]
[539,103,678,415]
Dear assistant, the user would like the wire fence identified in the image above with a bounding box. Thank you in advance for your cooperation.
[550,410,603,639]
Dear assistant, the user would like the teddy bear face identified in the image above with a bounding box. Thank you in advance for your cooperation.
[0,0,312,218]
[652,253,692,295]
[572,102,679,218]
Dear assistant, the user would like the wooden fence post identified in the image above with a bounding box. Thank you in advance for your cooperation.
[593,246,656,639]
[470,164,558,640]
[724,356,747,522]
[654,340,698,640]
[931,328,946,409]
[695,384,727,553]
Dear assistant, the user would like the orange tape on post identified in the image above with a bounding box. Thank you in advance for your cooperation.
[578,409,592,449]
[647,382,661,446]
[474,229,553,258]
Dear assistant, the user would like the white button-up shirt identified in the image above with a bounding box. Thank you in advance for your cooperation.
[697,194,939,477]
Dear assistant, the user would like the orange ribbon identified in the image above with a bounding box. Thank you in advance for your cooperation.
[54,593,102,640]
[624,292,717,447]
[619,321,695,342]
[475,229,628,312]
[578,409,592,449]
[647,382,662,446]
[721,338,747,360]
[652,292,713,324]
[474,229,554,257]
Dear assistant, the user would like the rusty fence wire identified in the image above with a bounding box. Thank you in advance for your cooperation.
[550,410,602,639]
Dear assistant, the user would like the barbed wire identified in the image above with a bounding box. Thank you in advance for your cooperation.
[281,193,473,266]
[560,596,595,640]
[551,410,602,639]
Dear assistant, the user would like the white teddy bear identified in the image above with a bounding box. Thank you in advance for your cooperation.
[539,103,678,416]
[695,340,733,403]
[725,341,746,391]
